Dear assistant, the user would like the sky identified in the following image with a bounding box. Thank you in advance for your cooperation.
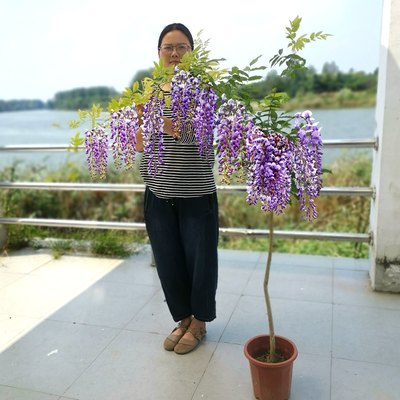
[0,0,383,102]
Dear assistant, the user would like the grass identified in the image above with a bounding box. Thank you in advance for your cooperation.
[283,90,376,110]
[1,152,371,259]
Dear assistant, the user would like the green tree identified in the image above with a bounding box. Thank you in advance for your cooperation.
[52,86,119,110]
[129,68,153,89]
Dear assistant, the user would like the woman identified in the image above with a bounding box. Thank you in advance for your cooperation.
[136,23,219,355]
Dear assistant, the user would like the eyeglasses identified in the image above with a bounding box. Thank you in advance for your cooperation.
[159,44,191,55]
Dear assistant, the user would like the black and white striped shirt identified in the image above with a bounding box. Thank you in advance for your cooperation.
[139,107,216,199]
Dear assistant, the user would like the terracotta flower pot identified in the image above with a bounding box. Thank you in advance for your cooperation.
[244,334,298,400]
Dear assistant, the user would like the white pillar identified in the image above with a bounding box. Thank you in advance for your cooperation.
[369,0,400,292]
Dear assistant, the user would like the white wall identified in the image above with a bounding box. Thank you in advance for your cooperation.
[369,0,400,292]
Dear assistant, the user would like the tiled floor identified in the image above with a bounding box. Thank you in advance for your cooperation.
[1,246,400,400]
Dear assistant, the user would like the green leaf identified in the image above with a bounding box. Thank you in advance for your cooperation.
[69,132,84,151]
[290,16,302,33]
[249,55,263,66]
[68,120,81,129]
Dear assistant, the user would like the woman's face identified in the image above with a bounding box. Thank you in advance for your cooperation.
[158,30,191,67]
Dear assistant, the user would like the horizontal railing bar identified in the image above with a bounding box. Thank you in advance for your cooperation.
[0,218,145,231]
[0,182,146,192]
[218,185,375,197]
[0,217,371,243]
[322,138,378,149]
[0,144,77,152]
[0,138,377,152]
[219,227,371,243]
[0,182,374,197]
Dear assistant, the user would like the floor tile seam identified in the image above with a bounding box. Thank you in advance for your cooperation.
[217,259,262,267]
[0,269,25,277]
[0,383,61,398]
[119,287,163,331]
[217,289,257,296]
[219,264,262,272]
[59,326,124,398]
[80,279,161,290]
[0,268,59,290]
[214,293,244,343]
[292,349,332,360]
[222,256,263,300]
[0,314,44,346]
[43,317,125,332]
[333,265,369,272]
[332,301,400,312]
[1,310,49,320]
[190,341,220,400]
[26,257,57,274]
[269,294,333,305]
[331,354,400,368]
[260,263,335,271]
[217,338,333,350]
[121,325,166,335]
[241,292,334,306]
[332,258,369,270]
[0,276,26,291]
[330,261,335,400]
[0,332,33,355]
[218,338,246,346]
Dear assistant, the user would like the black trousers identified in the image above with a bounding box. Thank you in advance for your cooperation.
[144,187,219,322]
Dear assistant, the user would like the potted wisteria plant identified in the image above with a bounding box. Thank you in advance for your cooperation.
[72,17,329,400]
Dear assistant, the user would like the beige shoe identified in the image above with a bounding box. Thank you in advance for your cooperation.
[163,320,191,351]
[174,326,206,355]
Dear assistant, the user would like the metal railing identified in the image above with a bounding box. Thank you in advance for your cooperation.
[0,138,376,244]
[0,138,379,152]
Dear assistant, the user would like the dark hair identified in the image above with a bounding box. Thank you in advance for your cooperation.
[157,23,194,50]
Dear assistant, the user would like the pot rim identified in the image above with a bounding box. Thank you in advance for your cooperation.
[243,334,298,368]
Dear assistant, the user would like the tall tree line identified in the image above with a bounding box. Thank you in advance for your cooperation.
[245,61,378,100]
[0,63,377,112]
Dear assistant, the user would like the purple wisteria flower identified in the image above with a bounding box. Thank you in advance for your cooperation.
[109,104,139,170]
[171,68,218,157]
[171,69,200,134]
[293,110,323,220]
[85,124,109,180]
[215,96,253,183]
[142,95,165,176]
[193,85,217,157]
[246,128,294,214]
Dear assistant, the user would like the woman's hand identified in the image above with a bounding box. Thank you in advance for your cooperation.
[135,104,144,152]
[136,104,144,126]
[162,116,181,139]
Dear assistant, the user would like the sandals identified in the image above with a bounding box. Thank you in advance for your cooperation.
[174,326,207,355]
[163,319,192,351]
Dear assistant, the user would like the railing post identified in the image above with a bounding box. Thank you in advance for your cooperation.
[369,0,400,292]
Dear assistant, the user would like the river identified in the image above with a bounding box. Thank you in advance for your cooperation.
[0,108,376,168]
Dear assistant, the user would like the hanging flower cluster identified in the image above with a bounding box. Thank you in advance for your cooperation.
[142,95,166,176]
[215,102,323,220]
[85,124,108,181]
[293,111,323,220]
[215,96,253,183]
[171,69,200,133]
[246,129,294,214]
[109,105,139,170]
[171,68,217,157]
[193,85,218,157]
